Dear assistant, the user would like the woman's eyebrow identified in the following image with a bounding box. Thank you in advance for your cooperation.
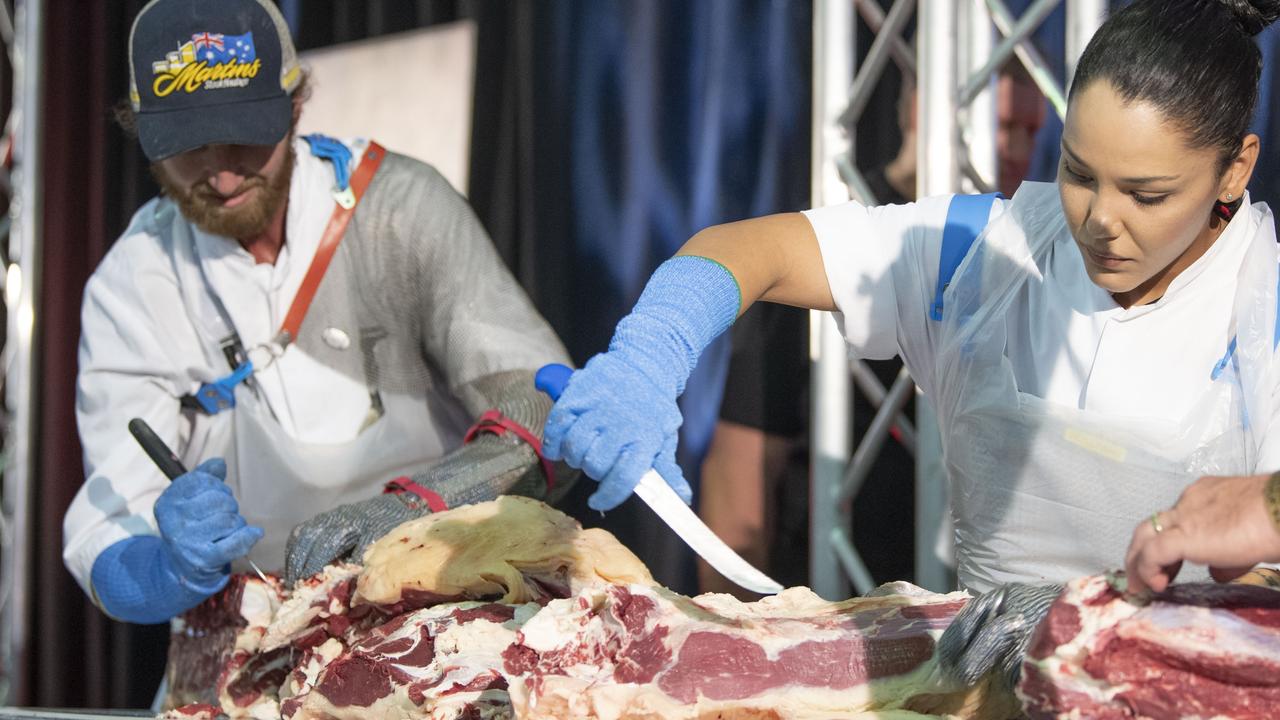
[1061,139,1179,184]
[1060,140,1089,168]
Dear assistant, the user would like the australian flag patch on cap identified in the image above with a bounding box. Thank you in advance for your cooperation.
[150,31,262,97]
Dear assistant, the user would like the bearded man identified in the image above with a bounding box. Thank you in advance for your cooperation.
[63,0,572,624]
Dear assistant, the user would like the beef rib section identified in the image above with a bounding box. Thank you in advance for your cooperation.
[1019,573,1280,719]
[504,582,1019,719]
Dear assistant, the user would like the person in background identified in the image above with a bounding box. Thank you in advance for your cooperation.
[698,59,1045,597]
[64,0,570,626]
[870,59,1047,203]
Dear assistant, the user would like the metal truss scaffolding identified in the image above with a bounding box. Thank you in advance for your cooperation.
[2,0,39,704]
[809,0,1107,600]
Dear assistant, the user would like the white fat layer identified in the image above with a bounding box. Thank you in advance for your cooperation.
[263,563,361,651]
[423,615,522,687]
[1124,604,1280,662]
[230,579,286,655]
[518,594,600,652]
[243,695,281,720]
[233,627,267,655]
[437,615,522,659]
[239,580,281,629]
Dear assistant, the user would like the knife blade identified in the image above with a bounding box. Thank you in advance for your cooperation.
[632,467,784,594]
[535,364,785,595]
[128,418,271,584]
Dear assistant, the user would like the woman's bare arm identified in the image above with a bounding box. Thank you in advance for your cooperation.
[676,212,836,314]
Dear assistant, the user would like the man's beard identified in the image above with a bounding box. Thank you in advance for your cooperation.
[152,143,296,240]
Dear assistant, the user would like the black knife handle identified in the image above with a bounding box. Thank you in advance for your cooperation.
[128,418,188,481]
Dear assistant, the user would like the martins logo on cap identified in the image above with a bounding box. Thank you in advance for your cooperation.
[150,31,262,97]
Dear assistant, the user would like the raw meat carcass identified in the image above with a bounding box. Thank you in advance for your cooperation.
[260,562,363,652]
[164,573,287,713]
[157,704,226,719]
[504,581,1019,719]
[1019,574,1280,719]
[356,495,655,608]
[163,498,1019,720]
[164,497,657,719]
[279,601,539,719]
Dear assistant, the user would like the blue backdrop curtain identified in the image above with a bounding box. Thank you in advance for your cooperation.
[1250,24,1280,205]
[520,0,813,591]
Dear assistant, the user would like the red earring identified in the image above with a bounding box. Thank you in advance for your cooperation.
[1214,192,1239,221]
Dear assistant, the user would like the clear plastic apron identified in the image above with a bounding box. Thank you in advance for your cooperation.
[932,183,1277,593]
[162,201,467,573]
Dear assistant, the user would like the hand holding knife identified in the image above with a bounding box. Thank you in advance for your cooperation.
[128,418,270,583]
[535,364,783,595]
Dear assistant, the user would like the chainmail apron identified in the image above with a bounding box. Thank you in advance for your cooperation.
[161,147,569,572]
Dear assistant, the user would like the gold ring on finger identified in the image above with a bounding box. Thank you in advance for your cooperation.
[1150,511,1166,534]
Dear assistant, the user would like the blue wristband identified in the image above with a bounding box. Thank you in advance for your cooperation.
[610,255,741,395]
[90,535,228,625]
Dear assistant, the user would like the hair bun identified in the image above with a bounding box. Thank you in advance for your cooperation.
[1220,0,1280,36]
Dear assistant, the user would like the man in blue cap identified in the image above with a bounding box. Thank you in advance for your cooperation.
[64,0,571,625]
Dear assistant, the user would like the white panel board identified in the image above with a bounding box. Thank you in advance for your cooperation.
[298,20,475,196]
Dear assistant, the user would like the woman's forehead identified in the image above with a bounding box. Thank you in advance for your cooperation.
[1063,81,1215,176]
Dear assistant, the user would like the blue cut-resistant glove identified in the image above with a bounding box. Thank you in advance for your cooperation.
[90,458,263,624]
[541,255,740,511]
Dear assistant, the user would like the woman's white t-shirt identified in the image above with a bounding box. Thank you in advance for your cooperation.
[802,187,1280,471]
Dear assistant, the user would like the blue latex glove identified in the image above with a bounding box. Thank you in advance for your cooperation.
[542,256,740,511]
[90,458,263,624]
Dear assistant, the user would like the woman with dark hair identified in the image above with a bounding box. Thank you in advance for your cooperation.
[543,0,1280,629]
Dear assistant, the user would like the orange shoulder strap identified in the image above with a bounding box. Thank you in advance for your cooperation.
[275,141,387,346]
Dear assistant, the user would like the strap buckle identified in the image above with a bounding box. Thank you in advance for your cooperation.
[333,187,356,209]
[246,339,287,371]
[463,409,556,491]
[186,361,253,415]
[383,476,450,512]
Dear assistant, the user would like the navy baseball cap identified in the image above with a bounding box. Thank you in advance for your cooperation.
[128,0,302,161]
